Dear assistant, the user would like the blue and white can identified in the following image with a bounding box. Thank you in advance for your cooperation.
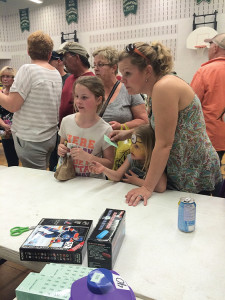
[178,197,196,232]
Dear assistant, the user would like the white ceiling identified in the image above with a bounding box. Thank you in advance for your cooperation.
[0,0,48,15]
[0,0,45,9]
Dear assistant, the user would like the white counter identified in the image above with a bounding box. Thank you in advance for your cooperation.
[1,167,225,300]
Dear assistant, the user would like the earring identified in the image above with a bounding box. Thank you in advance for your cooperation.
[145,78,148,82]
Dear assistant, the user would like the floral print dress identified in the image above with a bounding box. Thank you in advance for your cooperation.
[150,95,222,193]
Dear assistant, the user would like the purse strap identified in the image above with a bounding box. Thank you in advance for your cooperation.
[99,80,120,117]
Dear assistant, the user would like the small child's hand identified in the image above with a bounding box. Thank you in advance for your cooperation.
[109,129,132,142]
[70,147,89,161]
[58,143,69,157]
[123,170,139,185]
[88,161,105,174]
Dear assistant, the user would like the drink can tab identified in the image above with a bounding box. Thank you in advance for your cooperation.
[180,197,195,204]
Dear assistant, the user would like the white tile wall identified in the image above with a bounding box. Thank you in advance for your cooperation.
[0,0,224,82]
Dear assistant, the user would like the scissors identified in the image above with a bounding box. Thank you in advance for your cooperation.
[10,226,36,236]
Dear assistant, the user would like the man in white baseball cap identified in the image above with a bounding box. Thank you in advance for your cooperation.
[191,33,225,164]
[204,33,225,50]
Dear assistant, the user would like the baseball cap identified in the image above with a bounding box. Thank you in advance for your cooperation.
[50,51,63,61]
[59,42,89,59]
[204,33,225,50]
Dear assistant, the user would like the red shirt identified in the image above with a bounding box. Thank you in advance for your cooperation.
[191,57,225,151]
[59,71,95,124]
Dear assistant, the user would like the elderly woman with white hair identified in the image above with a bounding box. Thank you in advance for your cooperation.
[92,47,149,170]
[92,46,148,130]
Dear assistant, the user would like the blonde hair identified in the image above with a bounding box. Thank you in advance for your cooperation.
[133,124,155,173]
[92,46,119,74]
[0,66,16,83]
[73,76,105,113]
[27,30,53,61]
[119,42,173,76]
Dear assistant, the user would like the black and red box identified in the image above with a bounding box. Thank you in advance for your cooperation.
[87,209,125,270]
[20,218,93,264]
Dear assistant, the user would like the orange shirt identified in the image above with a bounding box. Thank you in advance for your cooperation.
[191,57,225,151]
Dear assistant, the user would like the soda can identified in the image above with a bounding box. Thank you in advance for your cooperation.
[178,197,196,232]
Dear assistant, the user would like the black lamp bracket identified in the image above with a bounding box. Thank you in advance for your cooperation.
[61,30,78,44]
[193,10,218,31]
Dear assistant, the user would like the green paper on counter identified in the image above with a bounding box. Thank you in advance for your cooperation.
[16,265,95,300]
[104,134,118,148]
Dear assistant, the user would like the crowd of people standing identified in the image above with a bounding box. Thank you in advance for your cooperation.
[0,30,224,204]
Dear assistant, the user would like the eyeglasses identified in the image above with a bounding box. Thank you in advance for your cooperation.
[126,43,149,62]
[1,75,14,79]
[92,63,110,69]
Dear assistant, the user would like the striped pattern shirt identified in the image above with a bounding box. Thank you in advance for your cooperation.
[10,64,62,142]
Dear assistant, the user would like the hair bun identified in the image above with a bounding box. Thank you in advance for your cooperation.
[152,45,158,52]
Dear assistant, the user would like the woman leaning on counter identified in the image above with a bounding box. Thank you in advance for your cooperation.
[114,41,222,206]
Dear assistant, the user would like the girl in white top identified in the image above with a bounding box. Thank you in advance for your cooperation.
[58,76,115,178]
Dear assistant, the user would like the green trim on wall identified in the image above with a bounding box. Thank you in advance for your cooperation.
[123,0,138,17]
[65,0,78,25]
[196,0,211,4]
[19,8,30,32]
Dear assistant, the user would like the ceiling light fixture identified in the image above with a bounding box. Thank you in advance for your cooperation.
[29,0,43,4]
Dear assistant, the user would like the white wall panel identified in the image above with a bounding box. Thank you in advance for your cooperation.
[0,0,224,82]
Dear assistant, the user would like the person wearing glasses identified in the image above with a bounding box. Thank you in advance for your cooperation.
[0,31,62,170]
[49,51,70,86]
[58,42,94,124]
[92,47,148,170]
[191,33,225,165]
[92,47,148,130]
[0,66,19,166]
[115,42,221,206]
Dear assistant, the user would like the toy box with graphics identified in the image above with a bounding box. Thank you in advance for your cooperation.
[20,218,93,264]
[87,209,125,270]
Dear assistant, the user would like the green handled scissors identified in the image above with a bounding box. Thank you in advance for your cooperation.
[10,226,36,236]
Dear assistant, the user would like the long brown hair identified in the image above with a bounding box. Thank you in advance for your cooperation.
[133,124,155,173]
